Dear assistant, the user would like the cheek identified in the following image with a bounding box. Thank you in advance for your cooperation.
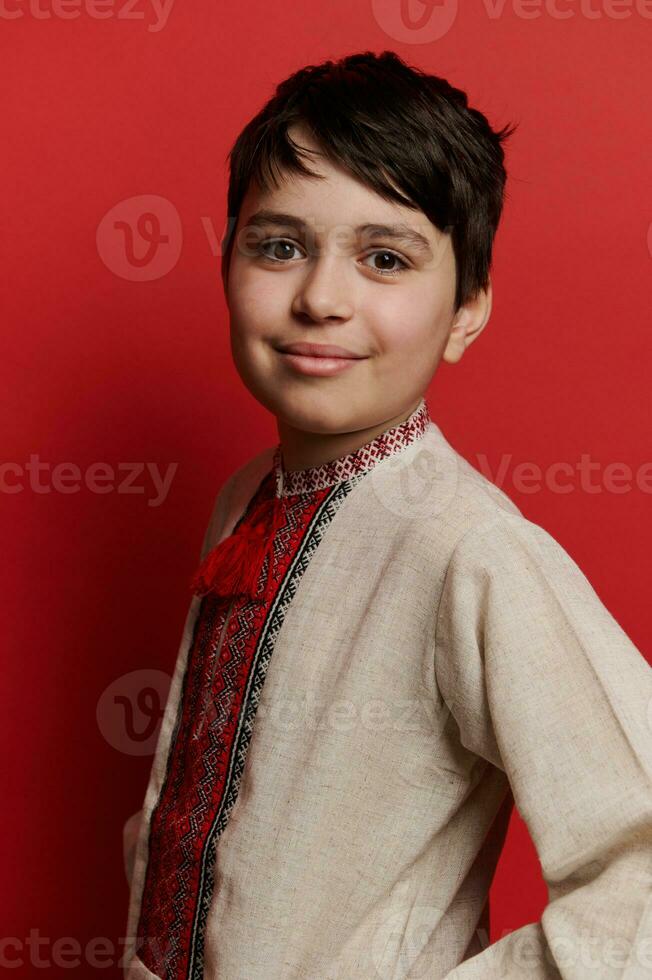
[369,288,451,358]
[229,270,290,340]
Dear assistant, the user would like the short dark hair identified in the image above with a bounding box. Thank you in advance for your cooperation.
[221,50,518,311]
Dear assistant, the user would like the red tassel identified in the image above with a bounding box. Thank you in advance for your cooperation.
[190,493,285,601]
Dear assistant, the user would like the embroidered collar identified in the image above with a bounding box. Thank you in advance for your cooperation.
[273,398,431,497]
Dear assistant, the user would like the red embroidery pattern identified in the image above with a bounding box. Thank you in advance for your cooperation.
[274,397,431,496]
[136,472,344,979]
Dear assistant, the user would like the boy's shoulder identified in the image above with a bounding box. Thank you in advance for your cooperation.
[420,419,524,523]
[407,421,583,580]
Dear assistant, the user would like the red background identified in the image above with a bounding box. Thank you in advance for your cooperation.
[2,2,650,976]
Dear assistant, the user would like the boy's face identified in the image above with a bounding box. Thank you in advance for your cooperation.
[224,125,489,435]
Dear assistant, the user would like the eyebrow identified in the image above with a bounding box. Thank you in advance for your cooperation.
[244,209,435,259]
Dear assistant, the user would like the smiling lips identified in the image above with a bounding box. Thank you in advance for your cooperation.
[276,341,368,376]
[278,341,366,358]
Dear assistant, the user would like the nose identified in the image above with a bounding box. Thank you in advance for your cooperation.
[291,254,355,323]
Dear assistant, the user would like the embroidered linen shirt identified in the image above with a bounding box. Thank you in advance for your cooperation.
[122,398,652,980]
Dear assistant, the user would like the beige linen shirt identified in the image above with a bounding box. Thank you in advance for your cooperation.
[122,401,652,979]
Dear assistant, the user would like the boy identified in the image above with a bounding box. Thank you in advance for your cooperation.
[122,51,652,979]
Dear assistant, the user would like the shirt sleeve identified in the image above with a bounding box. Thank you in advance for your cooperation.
[434,513,652,979]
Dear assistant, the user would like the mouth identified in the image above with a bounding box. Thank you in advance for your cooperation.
[274,342,368,377]
[275,341,367,359]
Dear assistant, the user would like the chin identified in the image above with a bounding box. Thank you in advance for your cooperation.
[275,393,380,436]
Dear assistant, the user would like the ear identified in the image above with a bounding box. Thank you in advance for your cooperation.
[442,277,493,365]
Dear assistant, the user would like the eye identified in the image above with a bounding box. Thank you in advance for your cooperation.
[257,238,305,263]
[360,249,410,277]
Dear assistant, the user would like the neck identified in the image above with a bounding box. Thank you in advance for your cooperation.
[276,397,425,473]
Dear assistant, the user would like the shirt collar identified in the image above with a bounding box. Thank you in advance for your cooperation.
[273,397,432,497]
